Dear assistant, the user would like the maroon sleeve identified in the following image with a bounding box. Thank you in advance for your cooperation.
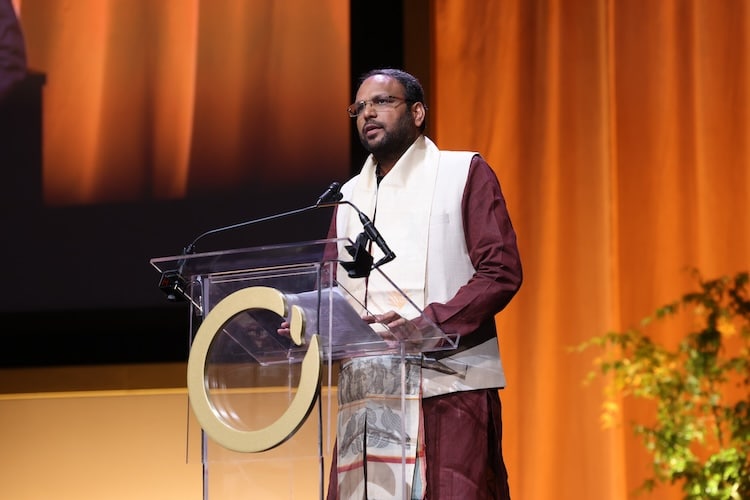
[0,0,27,101]
[422,155,522,336]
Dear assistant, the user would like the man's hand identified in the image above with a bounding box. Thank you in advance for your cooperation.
[362,311,429,352]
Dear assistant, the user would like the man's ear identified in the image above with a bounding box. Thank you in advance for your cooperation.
[412,102,426,128]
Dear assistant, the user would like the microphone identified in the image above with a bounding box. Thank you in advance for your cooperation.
[316,181,343,205]
[353,206,396,268]
[314,181,395,276]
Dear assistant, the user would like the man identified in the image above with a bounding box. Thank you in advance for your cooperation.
[0,0,27,103]
[328,68,522,499]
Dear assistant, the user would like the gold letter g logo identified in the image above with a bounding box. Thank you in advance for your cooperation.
[186,286,322,453]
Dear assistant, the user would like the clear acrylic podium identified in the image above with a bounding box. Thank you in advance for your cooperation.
[150,238,459,499]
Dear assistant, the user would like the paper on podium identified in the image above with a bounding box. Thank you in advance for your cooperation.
[285,287,391,360]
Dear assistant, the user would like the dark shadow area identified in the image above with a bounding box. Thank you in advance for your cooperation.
[0,305,189,367]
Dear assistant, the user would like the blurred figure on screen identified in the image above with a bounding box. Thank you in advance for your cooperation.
[0,0,26,103]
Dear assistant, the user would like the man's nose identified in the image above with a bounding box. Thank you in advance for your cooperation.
[361,101,378,118]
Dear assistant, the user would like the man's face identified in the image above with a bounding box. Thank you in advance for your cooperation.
[354,75,423,159]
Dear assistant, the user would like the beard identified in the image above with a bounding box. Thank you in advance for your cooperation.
[358,113,418,162]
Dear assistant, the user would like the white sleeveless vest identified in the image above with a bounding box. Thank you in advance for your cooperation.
[336,136,506,397]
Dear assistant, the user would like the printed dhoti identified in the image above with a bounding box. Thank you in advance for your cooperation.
[334,356,425,499]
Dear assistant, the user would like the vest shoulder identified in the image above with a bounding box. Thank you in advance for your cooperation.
[439,150,479,165]
[437,150,478,173]
[439,150,478,158]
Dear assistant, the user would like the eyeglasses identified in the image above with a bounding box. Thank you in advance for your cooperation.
[347,95,411,118]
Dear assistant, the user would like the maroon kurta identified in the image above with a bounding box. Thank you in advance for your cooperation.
[422,389,509,500]
[422,155,521,335]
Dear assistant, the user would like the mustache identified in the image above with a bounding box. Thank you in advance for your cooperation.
[362,119,383,131]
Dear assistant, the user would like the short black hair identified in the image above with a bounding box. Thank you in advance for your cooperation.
[358,68,427,131]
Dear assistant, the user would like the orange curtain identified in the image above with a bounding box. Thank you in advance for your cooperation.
[433,1,749,499]
[17,0,349,205]
[11,0,749,497]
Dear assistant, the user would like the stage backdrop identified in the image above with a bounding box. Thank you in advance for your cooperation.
[19,0,348,204]
[432,1,749,499]
[8,0,350,312]
[5,0,749,499]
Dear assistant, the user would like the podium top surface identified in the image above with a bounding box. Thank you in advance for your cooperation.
[150,237,461,360]
[150,238,344,277]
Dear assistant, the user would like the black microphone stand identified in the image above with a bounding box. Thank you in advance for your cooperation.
[159,182,396,300]
[336,200,396,278]
[161,185,343,302]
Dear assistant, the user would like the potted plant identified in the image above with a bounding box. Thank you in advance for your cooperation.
[577,271,750,499]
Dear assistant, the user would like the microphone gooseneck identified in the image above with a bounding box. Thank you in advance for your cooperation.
[182,205,313,255]
[177,180,393,283]
[183,182,344,255]
[336,199,396,277]
[163,181,352,302]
